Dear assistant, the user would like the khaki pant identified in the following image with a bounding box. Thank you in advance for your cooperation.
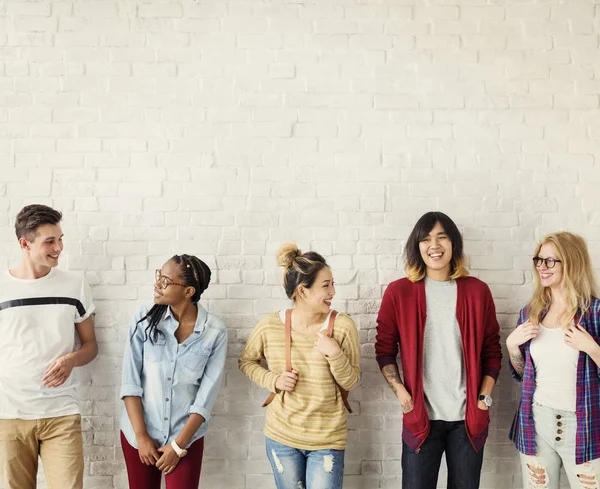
[0,414,83,489]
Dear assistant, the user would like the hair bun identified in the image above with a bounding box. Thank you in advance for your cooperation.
[276,242,301,269]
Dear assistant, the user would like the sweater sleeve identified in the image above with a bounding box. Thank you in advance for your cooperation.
[375,283,401,370]
[326,315,360,391]
[238,323,280,393]
[481,285,502,381]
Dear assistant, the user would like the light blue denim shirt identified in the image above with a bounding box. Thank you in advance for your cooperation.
[120,303,227,449]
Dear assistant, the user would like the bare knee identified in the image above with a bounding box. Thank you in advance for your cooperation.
[526,463,548,488]
[577,462,599,489]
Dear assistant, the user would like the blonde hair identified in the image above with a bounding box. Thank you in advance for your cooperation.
[276,242,328,301]
[528,232,598,327]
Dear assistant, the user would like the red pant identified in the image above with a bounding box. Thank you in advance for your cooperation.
[121,432,204,489]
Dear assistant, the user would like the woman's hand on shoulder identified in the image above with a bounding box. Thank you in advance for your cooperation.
[506,319,539,351]
[564,323,600,355]
[314,332,342,357]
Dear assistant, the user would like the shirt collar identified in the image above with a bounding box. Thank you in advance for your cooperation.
[163,304,208,335]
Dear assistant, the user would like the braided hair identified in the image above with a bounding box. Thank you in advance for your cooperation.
[133,254,212,343]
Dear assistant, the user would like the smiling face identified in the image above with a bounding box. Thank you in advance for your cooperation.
[297,266,335,314]
[153,259,195,307]
[20,224,64,269]
[418,221,453,281]
[536,242,564,290]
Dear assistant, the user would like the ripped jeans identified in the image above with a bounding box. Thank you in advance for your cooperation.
[520,401,600,489]
[265,437,345,489]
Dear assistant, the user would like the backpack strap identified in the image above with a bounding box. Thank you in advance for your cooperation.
[327,310,337,338]
[262,309,292,408]
[327,310,353,414]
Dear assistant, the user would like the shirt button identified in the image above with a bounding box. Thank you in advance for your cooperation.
[557,430,563,434]
[167,377,171,381]
[183,344,187,347]
[164,417,168,421]
[555,436,561,441]
[557,422,563,427]
[166,398,169,402]
[556,415,561,420]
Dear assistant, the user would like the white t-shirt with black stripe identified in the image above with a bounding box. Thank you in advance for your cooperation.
[0,267,95,420]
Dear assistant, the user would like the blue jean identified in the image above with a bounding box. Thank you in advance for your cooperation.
[402,420,484,489]
[265,437,345,489]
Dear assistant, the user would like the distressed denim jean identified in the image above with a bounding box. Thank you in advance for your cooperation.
[265,437,345,489]
[520,401,600,489]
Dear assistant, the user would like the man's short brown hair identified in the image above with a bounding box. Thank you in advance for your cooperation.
[15,204,63,241]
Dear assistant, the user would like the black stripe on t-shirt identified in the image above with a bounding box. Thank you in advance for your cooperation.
[0,297,86,317]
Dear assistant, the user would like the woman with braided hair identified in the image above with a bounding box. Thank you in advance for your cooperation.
[239,242,360,489]
[119,254,227,489]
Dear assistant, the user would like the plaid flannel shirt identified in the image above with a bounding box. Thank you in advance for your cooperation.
[509,299,600,464]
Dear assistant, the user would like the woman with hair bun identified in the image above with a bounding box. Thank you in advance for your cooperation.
[239,243,360,489]
[120,254,227,489]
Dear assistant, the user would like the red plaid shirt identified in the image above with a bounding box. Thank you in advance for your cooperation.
[509,300,600,464]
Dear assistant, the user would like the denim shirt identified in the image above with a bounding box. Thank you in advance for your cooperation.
[120,304,227,449]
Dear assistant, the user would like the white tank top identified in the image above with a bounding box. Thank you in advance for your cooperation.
[529,324,579,412]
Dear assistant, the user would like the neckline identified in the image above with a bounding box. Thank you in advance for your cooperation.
[5,267,55,283]
[278,309,332,336]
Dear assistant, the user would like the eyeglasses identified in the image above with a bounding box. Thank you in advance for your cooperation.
[532,257,562,269]
[155,270,187,290]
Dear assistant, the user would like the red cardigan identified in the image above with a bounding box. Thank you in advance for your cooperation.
[375,276,502,452]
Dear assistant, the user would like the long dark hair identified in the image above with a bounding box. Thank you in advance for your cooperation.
[134,254,212,343]
[404,211,469,282]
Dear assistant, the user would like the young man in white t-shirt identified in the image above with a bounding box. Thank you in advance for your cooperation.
[0,204,97,489]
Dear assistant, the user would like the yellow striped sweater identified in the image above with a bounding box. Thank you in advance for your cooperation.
[238,311,360,450]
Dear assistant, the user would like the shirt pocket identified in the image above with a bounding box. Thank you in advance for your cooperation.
[179,345,212,383]
[144,337,167,363]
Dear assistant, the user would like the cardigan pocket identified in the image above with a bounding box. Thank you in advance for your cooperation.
[471,405,490,435]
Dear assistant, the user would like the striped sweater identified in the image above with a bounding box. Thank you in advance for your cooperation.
[238,311,360,450]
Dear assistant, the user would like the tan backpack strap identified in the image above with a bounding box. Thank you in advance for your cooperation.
[326,310,353,414]
[284,308,292,372]
[327,310,338,338]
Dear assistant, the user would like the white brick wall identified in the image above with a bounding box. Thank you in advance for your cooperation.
[0,0,599,487]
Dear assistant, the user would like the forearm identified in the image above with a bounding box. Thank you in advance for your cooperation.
[508,345,525,378]
[123,396,149,438]
[175,414,204,448]
[327,350,360,391]
[478,375,496,395]
[381,364,408,399]
[67,340,98,367]
[238,358,279,392]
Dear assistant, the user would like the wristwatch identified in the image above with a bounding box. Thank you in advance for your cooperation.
[478,394,493,408]
[170,440,188,458]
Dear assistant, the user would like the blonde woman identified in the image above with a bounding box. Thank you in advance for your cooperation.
[508,232,600,488]
[239,243,360,489]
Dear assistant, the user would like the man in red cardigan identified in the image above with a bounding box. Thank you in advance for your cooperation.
[375,211,502,489]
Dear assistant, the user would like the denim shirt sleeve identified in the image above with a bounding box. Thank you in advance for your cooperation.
[120,307,147,399]
[189,325,228,423]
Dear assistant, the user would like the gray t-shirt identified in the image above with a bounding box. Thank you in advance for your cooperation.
[422,277,466,421]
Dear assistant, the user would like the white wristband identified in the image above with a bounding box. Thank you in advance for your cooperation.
[170,440,187,458]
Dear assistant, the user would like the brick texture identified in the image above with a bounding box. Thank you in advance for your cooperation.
[1,0,599,488]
